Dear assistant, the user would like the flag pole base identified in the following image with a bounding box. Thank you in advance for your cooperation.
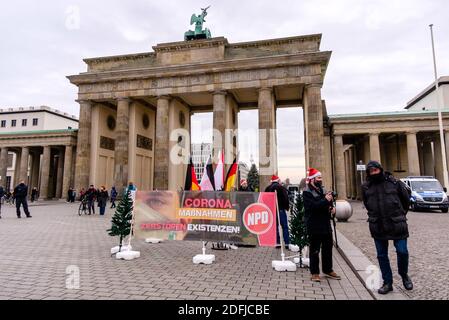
[145,238,163,244]
[111,245,132,255]
[116,250,140,260]
[272,260,297,272]
[193,241,215,265]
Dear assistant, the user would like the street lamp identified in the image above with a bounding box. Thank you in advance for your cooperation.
[429,24,449,190]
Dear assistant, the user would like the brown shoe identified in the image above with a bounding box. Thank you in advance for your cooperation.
[324,272,341,280]
[311,274,321,282]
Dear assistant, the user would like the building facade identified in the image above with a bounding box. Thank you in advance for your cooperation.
[191,143,212,182]
[0,106,78,198]
[406,77,449,111]
[68,35,331,195]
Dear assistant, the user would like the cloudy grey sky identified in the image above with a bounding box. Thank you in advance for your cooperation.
[1,0,449,183]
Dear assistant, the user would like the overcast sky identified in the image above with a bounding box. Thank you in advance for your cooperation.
[1,0,449,183]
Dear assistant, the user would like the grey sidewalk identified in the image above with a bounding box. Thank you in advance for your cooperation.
[0,202,372,300]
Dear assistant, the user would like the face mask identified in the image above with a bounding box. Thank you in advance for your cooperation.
[370,173,384,182]
[313,181,323,188]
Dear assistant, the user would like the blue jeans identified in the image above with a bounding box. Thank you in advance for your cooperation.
[99,206,106,216]
[276,209,290,245]
[374,239,409,285]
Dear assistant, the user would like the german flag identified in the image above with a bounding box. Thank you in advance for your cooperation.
[224,158,238,192]
[184,157,201,191]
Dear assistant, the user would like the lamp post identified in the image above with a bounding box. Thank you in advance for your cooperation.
[429,24,449,190]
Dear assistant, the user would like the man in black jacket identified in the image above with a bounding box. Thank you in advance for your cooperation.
[14,181,32,218]
[85,185,97,215]
[265,175,290,247]
[303,168,341,282]
[362,161,413,294]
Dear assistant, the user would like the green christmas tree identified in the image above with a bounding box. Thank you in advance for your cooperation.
[247,163,259,192]
[107,190,133,253]
[289,191,309,267]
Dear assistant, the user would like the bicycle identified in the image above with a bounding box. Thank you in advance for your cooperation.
[78,198,88,216]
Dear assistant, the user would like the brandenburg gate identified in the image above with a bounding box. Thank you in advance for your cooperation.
[68,34,332,194]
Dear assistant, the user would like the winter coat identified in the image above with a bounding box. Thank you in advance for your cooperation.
[85,188,97,202]
[14,183,28,199]
[97,190,109,208]
[0,186,4,198]
[362,173,411,240]
[264,182,290,210]
[238,186,254,192]
[110,188,118,200]
[303,185,333,235]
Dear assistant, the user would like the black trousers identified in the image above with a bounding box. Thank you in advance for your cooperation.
[309,233,334,275]
[16,198,31,217]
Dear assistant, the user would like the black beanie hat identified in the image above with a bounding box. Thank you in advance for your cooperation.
[366,161,383,175]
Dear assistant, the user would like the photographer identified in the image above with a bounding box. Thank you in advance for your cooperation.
[303,168,341,282]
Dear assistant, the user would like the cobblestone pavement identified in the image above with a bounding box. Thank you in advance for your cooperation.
[337,201,449,300]
[0,202,372,300]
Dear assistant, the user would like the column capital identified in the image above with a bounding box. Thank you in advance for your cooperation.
[157,95,172,101]
[117,97,131,103]
[75,99,92,104]
[257,87,273,93]
[405,130,419,135]
[305,83,323,89]
[210,90,227,96]
[368,132,379,137]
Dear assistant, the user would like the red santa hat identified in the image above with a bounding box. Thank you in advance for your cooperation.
[307,168,322,181]
[270,175,281,183]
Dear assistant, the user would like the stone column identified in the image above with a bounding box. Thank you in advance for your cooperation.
[18,147,30,185]
[422,141,434,176]
[344,150,350,199]
[369,133,381,162]
[154,96,171,190]
[258,87,277,191]
[0,148,8,188]
[212,90,227,163]
[406,131,420,176]
[74,100,92,192]
[39,146,51,200]
[445,130,449,173]
[304,84,326,177]
[348,146,355,199]
[434,137,444,185]
[62,145,73,200]
[55,149,64,198]
[114,98,130,195]
[14,151,21,187]
[333,135,347,199]
[30,152,41,190]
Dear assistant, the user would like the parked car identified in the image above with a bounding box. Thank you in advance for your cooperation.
[401,176,449,213]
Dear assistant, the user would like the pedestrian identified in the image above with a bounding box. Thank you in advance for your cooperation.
[97,186,109,216]
[31,187,38,202]
[0,185,4,219]
[14,181,32,218]
[238,179,253,192]
[303,168,341,282]
[79,188,86,201]
[362,160,413,294]
[85,185,97,215]
[70,187,76,203]
[265,175,290,248]
[110,186,117,209]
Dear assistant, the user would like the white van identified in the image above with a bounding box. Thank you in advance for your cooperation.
[401,176,449,213]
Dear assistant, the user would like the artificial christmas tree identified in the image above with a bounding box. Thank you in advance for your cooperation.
[247,163,259,192]
[289,191,309,268]
[108,190,133,254]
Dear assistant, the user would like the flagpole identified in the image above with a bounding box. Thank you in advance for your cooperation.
[429,24,449,190]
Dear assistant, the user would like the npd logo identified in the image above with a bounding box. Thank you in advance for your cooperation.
[243,203,273,235]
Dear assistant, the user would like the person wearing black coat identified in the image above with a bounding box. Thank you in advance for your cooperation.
[264,175,290,247]
[85,185,98,215]
[14,181,32,218]
[97,186,109,216]
[303,168,340,282]
[362,160,413,294]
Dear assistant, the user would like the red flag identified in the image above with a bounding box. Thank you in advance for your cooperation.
[184,157,201,191]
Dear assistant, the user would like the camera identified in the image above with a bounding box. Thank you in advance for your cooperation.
[331,191,338,200]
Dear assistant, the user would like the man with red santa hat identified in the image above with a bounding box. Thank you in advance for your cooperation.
[303,168,341,282]
[265,174,290,248]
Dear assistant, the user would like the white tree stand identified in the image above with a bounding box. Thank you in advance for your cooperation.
[115,191,140,261]
[272,191,297,272]
[145,238,164,244]
[111,244,132,255]
[193,242,215,265]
